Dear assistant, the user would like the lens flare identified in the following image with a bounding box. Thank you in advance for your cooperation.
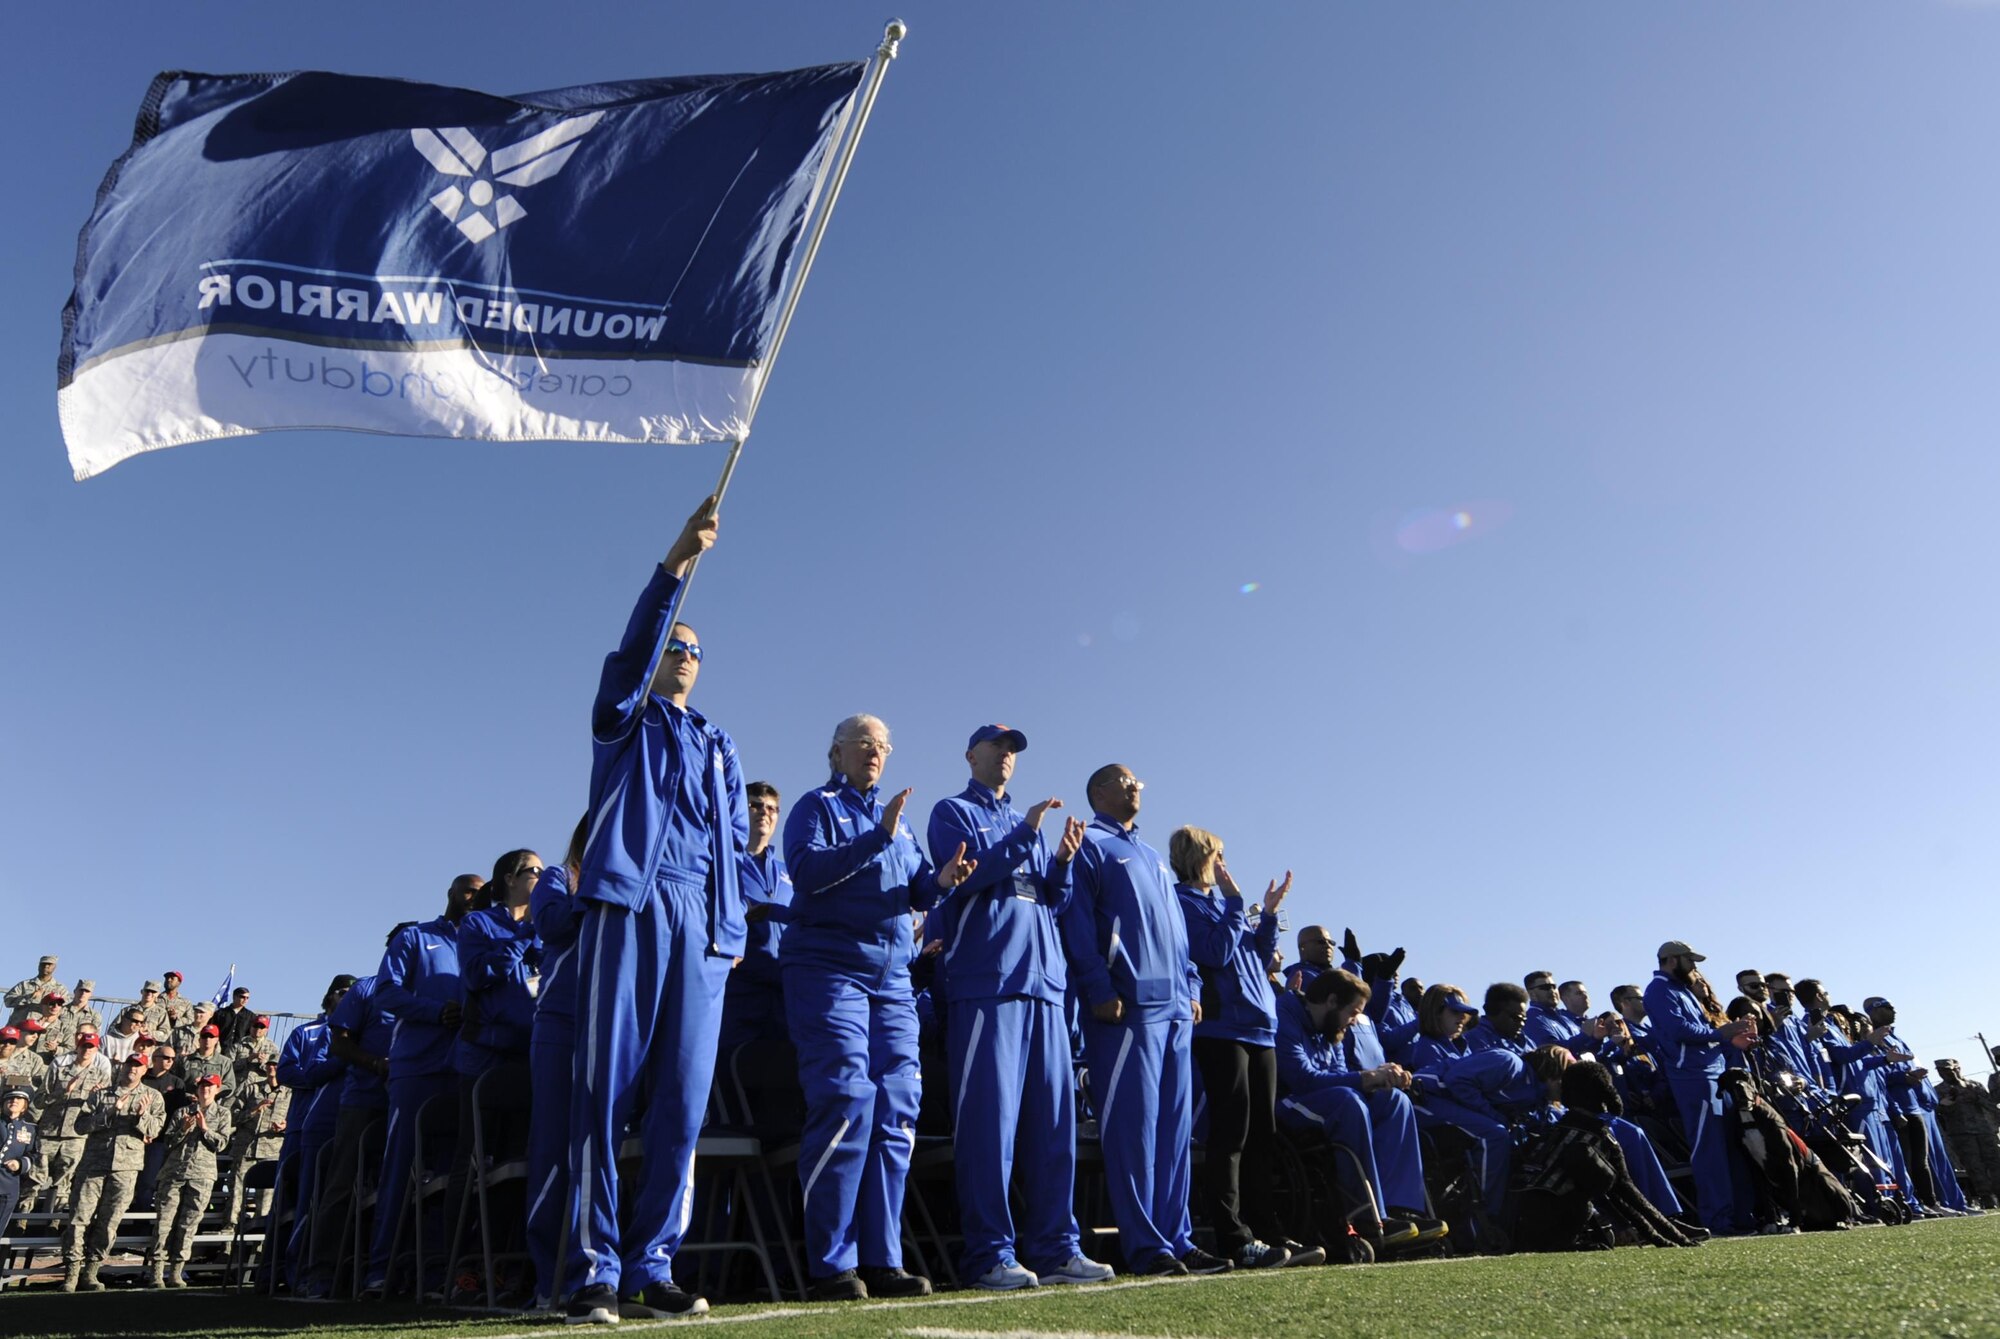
[1395,501,1514,555]
[1239,581,1261,595]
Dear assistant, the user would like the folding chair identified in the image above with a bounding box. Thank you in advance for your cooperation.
[446,1060,533,1307]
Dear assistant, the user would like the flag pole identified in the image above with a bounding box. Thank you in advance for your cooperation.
[644,18,906,661]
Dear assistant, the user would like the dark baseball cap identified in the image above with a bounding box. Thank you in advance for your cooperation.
[967,723,1028,752]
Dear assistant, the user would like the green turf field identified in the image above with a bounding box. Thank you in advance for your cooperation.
[5,1216,1996,1339]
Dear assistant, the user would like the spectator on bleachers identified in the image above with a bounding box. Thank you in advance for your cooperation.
[146,1072,231,1288]
[1060,765,1218,1279]
[226,1056,289,1230]
[35,1029,108,1217]
[135,980,172,1038]
[29,996,68,1058]
[169,1001,215,1061]
[1644,942,1758,1235]
[230,1016,280,1077]
[0,1027,46,1109]
[1275,968,1439,1253]
[143,1045,183,1100]
[525,823,587,1310]
[61,1051,164,1292]
[1464,984,1531,1056]
[1174,826,1297,1271]
[0,1086,38,1241]
[158,972,195,1034]
[4,956,61,1027]
[925,725,1108,1290]
[783,713,975,1300]
[213,987,259,1052]
[101,1006,147,1064]
[179,1023,237,1103]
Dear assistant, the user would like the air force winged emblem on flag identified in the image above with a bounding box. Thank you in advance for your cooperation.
[411,112,604,244]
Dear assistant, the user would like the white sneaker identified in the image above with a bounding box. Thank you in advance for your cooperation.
[973,1262,1038,1291]
[1037,1254,1115,1285]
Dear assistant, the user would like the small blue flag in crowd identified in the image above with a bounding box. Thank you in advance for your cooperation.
[58,64,866,480]
[209,964,236,1007]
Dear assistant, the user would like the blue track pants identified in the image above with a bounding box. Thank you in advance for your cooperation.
[1278,1084,1426,1214]
[948,996,1083,1278]
[525,1014,574,1303]
[1665,1067,1752,1233]
[1080,1015,1193,1270]
[365,1071,457,1288]
[1413,1095,1511,1214]
[565,881,731,1297]
[785,968,921,1277]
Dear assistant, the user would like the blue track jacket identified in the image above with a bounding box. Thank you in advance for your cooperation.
[927,782,1071,1007]
[783,776,950,993]
[1640,971,1729,1075]
[327,974,393,1109]
[1177,883,1279,1047]
[1463,1021,1530,1056]
[735,848,794,989]
[579,565,747,955]
[529,865,583,1025]
[456,907,542,1060]
[1440,1049,1547,1124]
[1275,991,1363,1095]
[276,1014,345,1134]
[375,916,461,1078]
[1059,817,1198,1022]
[1523,1005,1583,1050]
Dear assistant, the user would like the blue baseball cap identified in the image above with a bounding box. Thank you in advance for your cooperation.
[967,724,1028,752]
[1442,997,1480,1015]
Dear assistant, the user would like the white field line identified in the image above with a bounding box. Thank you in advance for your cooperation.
[902,1329,1197,1339]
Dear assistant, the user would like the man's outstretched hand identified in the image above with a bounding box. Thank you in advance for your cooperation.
[664,495,720,576]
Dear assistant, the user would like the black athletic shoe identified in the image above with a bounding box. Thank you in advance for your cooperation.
[809,1269,869,1301]
[1232,1239,1291,1269]
[1387,1208,1451,1245]
[856,1266,931,1298]
[1179,1247,1233,1275]
[1361,1215,1421,1247]
[621,1284,708,1318]
[1139,1253,1189,1276]
[564,1283,620,1326]
[1281,1239,1327,1267]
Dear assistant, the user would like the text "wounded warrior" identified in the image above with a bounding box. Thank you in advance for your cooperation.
[195,271,669,344]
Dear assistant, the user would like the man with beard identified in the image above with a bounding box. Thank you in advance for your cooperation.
[1643,941,1757,1234]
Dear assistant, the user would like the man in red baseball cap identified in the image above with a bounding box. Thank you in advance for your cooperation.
[0,1026,45,1108]
[35,1028,110,1219]
[62,1051,164,1291]
[146,1072,231,1288]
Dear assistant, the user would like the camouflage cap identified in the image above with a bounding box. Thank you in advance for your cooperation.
[73,980,94,993]
[38,954,57,966]
[142,980,163,993]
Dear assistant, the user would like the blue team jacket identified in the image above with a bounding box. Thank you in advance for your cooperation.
[783,776,948,993]
[1059,817,1198,1022]
[455,907,542,1066]
[375,916,462,1079]
[1463,1021,1529,1056]
[1441,1049,1547,1123]
[1640,971,1728,1076]
[734,847,794,989]
[1177,883,1279,1047]
[529,865,583,1027]
[578,565,747,956]
[327,974,394,1110]
[1275,990,1363,1096]
[1404,1033,1470,1080]
[927,783,1071,1007]
[1523,1005,1583,1050]
[276,1014,346,1135]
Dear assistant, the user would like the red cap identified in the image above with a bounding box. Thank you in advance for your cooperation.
[137,1034,158,1046]
[125,1053,150,1067]
[77,1034,99,1047]
[21,1020,45,1034]
[0,1027,20,1042]
[254,1015,271,1027]
[44,993,65,1004]
[200,1024,220,1037]
[195,1073,222,1088]
[163,970,182,981]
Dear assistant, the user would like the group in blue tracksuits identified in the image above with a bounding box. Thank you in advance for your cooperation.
[1274,977,1428,1224]
[1869,1000,1967,1213]
[366,887,474,1290]
[1642,945,1756,1233]
[782,715,970,1293]
[719,788,794,1054]
[525,856,583,1305]
[1058,767,1201,1273]
[927,724,1096,1287]
[1179,850,1289,1264]
[565,522,748,1311]
[275,978,352,1287]
[307,970,394,1294]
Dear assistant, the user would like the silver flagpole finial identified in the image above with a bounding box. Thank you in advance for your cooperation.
[880,19,908,58]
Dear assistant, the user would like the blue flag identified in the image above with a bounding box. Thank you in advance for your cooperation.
[210,964,236,1008]
[59,64,866,480]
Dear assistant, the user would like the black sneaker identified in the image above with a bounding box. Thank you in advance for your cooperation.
[809,1269,868,1301]
[1179,1247,1233,1275]
[1359,1215,1420,1247]
[1232,1239,1290,1269]
[564,1283,620,1326]
[856,1266,931,1298]
[1387,1207,1451,1245]
[621,1283,708,1318]
[1282,1239,1327,1267]
[1139,1253,1189,1276]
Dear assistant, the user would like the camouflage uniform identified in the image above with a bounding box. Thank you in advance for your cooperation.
[36,1050,111,1213]
[4,968,62,1029]
[147,1090,232,1284]
[1936,1075,2000,1207]
[63,1078,165,1288]
[40,1005,83,1058]
[0,1044,47,1118]
[224,1069,290,1228]
[158,986,195,1034]
[177,1047,237,1105]
[135,984,173,1040]
[228,1033,280,1083]
[168,1014,212,1060]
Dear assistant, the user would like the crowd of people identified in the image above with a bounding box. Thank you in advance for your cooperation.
[5,499,1999,1324]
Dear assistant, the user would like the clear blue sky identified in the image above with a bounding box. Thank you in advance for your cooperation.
[4,3,1995,1073]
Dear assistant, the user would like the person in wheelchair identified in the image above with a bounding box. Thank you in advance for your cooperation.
[1274,969,1446,1253]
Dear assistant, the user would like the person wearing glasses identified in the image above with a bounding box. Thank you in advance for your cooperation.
[1060,766,1225,1277]
[561,496,749,1325]
[925,724,1108,1291]
[781,714,978,1301]
[718,782,794,1053]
